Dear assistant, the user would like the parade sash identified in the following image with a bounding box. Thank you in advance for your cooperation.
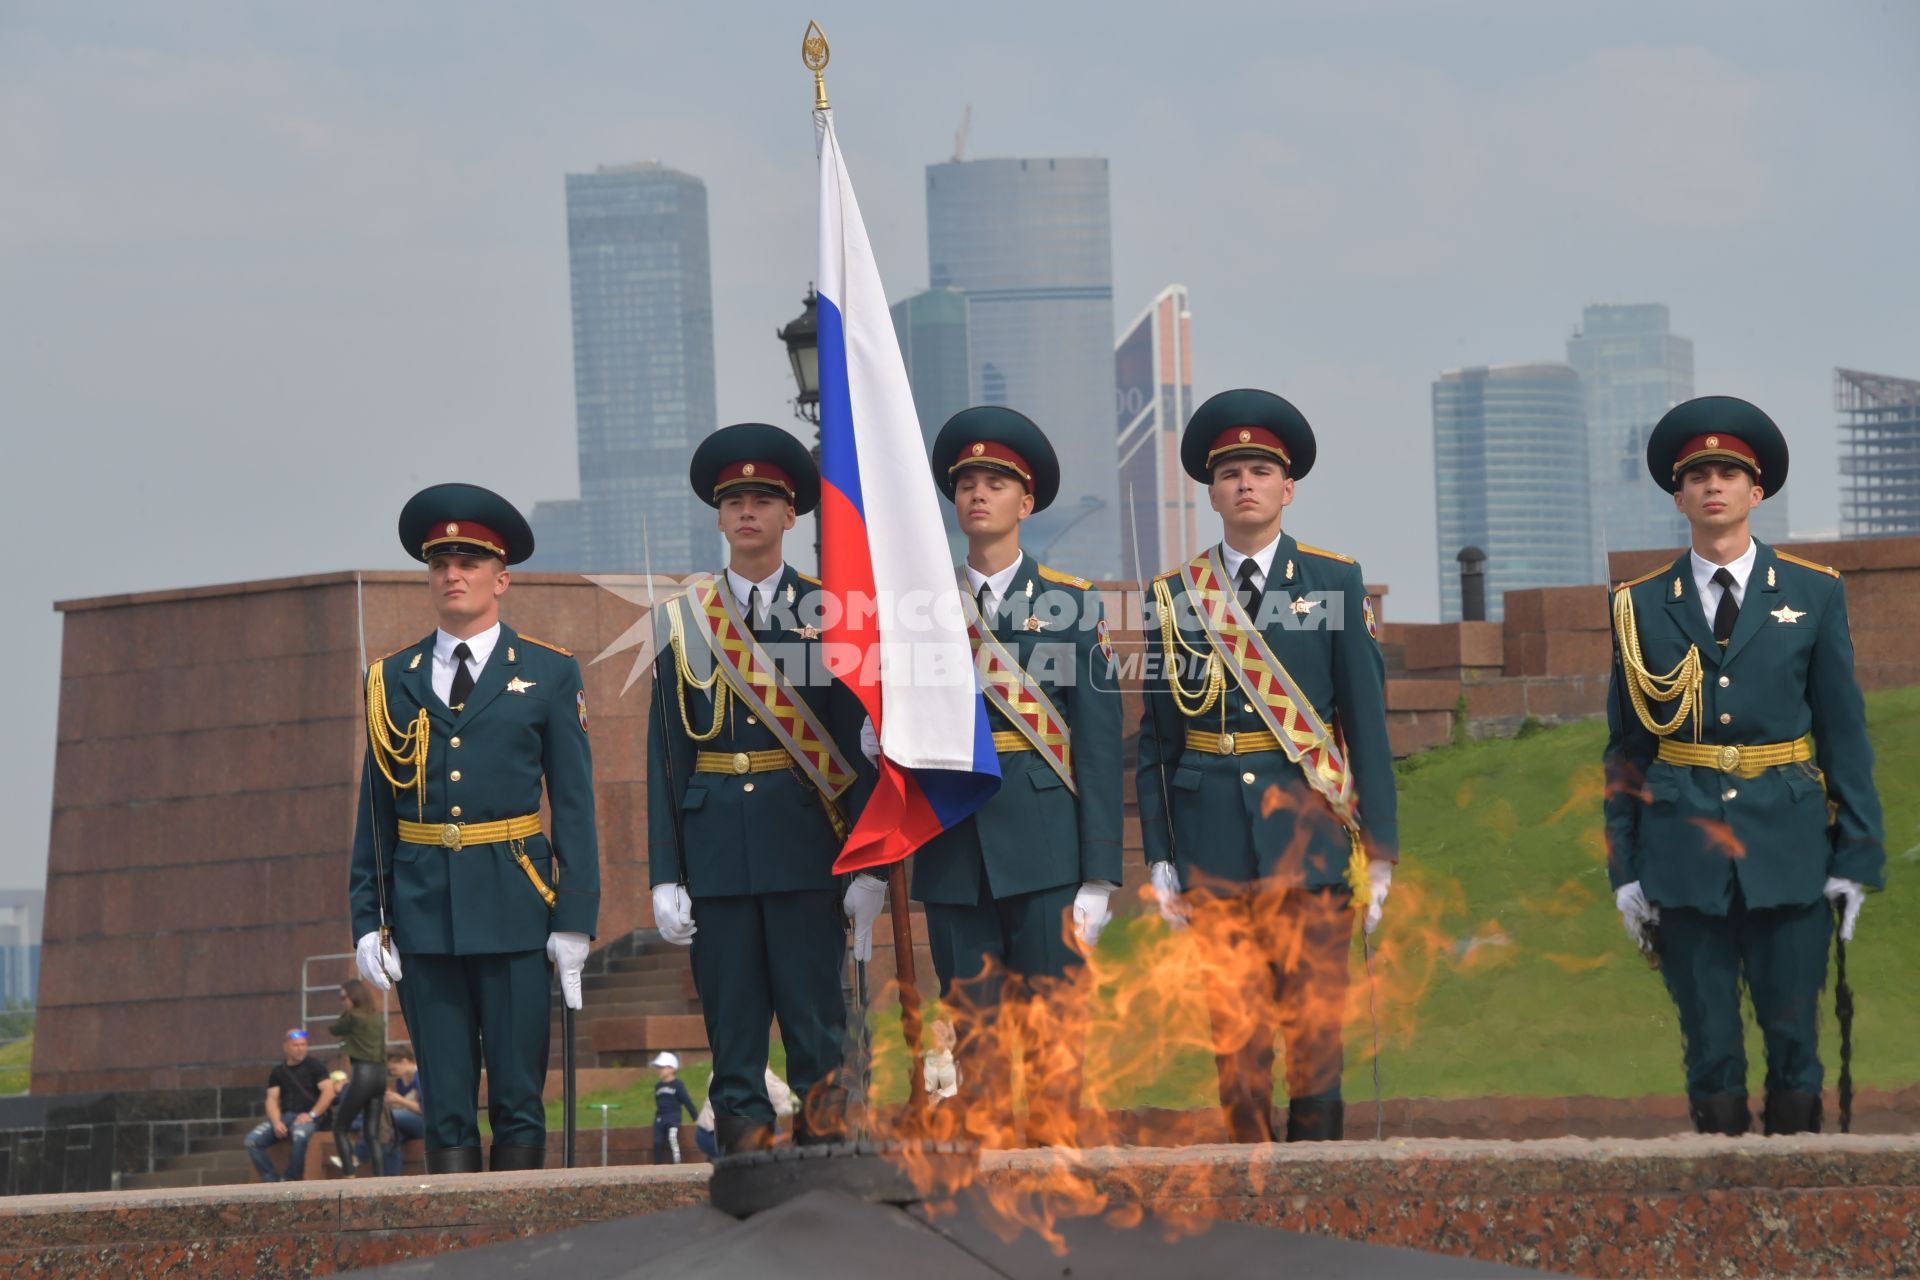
[678,575,856,801]
[1181,550,1360,831]
[958,576,1076,794]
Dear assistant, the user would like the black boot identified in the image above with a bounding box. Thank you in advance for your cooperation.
[1284,1097,1345,1143]
[1222,1092,1276,1144]
[1688,1092,1752,1136]
[424,1145,484,1174]
[1762,1091,1822,1136]
[488,1143,546,1171]
[793,1084,849,1146]
[713,1116,775,1156]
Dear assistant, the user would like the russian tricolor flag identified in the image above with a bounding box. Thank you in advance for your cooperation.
[815,107,1000,874]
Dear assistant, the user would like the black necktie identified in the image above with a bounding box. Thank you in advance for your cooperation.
[748,586,767,633]
[976,583,993,627]
[1712,568,1739,644]
[449,642,475,710]
[1236,558,1262,619]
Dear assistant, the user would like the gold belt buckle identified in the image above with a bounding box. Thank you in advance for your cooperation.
[732,752,751,775]
[1716,745,1741,773]
[1220,733,1236,754]
[440,823,463,851]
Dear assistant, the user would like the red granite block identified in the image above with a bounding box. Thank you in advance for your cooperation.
[1386,678,1461,713]
[1398,623,1502,672]
[50,786,358,874]
[591,1015,708,1055]
[501,588,602,654]
[1388,711,1453,758]
[1537,630,1612,676]
[1521,676,1608,720]
[1464,679,1526,720]
[1503,630,1544,677]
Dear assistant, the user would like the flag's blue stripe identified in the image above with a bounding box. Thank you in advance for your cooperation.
[916,700,1001,828]
[814,291,865,521]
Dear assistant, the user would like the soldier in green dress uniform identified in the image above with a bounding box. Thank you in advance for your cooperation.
[1605,396,1884,1136]
[349,483,599,1174]
[1136,389,1399,1144]
[901,406,1122,1145]
[646,423,876,1155]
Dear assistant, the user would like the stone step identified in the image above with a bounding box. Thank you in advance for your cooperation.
[119,1168,230,1191]
[587,968,695,996]
[589,1014,709,1058]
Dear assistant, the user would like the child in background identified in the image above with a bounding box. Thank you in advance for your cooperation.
[650,1052,697,1164]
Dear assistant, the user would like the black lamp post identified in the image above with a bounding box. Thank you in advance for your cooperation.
[776,287,823,564]
[777,287,822,426]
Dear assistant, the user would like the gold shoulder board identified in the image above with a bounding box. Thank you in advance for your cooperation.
[1776,551,1839,579]
[517,633,573,656]
[1613,565,1666,592]
[1295,542,1356,564]
[1036,564,1092,589]
[794,570,822,587]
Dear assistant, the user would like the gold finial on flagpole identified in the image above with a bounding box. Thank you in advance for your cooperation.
[802,21,830,110]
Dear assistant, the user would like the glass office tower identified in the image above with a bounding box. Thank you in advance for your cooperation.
[926,158,1118,576]
[1434,363,1594,621]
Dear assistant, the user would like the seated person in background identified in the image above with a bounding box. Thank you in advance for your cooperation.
[243,1029,337,1182]
[381,1048,425,1175]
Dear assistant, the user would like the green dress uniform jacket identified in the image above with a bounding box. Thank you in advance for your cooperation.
[911,555,1123,906]
[1136,534,1399,887]
[1604,542,1885,912]
[349,623,600,951]
[646,566,873,897]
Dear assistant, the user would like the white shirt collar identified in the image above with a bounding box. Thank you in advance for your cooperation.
[1220,533,1282,587]
[1690,538,1757,607]
[434,622,501,671]
[726,565,786,623]
[964,553,1025,612]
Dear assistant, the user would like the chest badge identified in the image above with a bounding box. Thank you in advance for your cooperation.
[1289,596,1319,617]
[1770,604,1805,624]
[794,624,820,640]
[506,676,538,693]
[1024,615,1044,632]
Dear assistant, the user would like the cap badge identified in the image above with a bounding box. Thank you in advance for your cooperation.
[1238,429,1252,443]
[971,442,986,456]
[1705,435,1719,448]
[742,463,756,477]
[446,523,459,536]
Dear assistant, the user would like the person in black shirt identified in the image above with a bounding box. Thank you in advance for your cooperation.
[650,1052,696,1165]
[244,1029,339,1182]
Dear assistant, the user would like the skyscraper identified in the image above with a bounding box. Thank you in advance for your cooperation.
[1838,367,1920,538]
[890,288,972,452]
[1116,285,1199,581]
[1566,303,1692,565]
[925,158,1118,576]
[1433,363,1594,621]
[530,162,718,574]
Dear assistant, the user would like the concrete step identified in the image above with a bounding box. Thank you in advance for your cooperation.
[590,1014,709,1058]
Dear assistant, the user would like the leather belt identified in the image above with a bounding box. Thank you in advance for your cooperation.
[1185,728,1283,755]
[694,749,792,775]
[1656,734,1813,778]
[397,813,542,852]
[991,730,1034,754]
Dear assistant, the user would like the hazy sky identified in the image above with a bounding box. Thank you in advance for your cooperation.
[3,1,1916,891]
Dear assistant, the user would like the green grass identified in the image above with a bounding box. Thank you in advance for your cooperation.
[0,1034,30,1095]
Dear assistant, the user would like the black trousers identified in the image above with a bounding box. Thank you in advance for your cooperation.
[332,1058,387,1174]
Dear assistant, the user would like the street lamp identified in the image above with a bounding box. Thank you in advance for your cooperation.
[777,287,821,426]
[777,286,824,564]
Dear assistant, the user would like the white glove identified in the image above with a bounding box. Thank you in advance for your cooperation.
[546,931,590,1011]
[859,716,880,764]
[844,873,887,962]
[652,883,697,946]
[1363,859,1392,936]
[355,930,402,991]
[1072,882,1115,948]
[1615,882,1660,955]
[1148,861,1189,929]
[1824,877,1867,943]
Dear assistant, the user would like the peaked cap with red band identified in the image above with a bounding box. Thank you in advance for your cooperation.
[689,422,821,515]
[398,483,535,565]
[1645,395,1789,497]
[1181,388,1317,483]
[930,405,1061,513]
